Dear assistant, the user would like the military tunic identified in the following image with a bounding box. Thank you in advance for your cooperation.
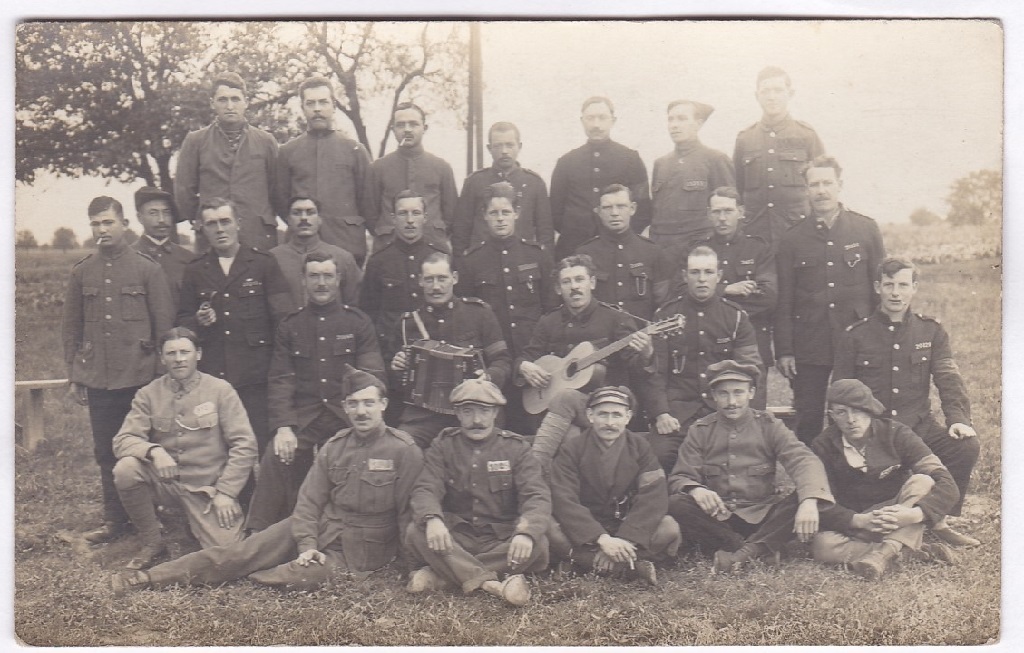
[362,145,458,242]
[549,139,651,261]
[453,164,555,255]
[132,235,194,314]
[647,140,735,246]
[576,228,674,322]
[269,236,362,312]
[733,115,825,246]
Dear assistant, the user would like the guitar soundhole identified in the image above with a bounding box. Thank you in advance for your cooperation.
[566,361,578,377]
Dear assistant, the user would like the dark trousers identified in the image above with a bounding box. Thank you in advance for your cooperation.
[235,383,270,454]
[87,386,142,524]
[789,363,833,444]
[646,408,712,473]
[915,414,981,516]
[668,491,800,554]
[752,322,774,410]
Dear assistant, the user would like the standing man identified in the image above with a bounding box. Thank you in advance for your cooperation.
[175,72,281,252]
[178,198,292,455]
[62,196,175,544]
[363,102,458,248]
[549,386,680,585]
[275,76,373,267]
[390,252,512,449]
[452,121,554,256]
[132,186,193,313]
[246,250,386,533]
[576,183,674,322]
[645,245,761,472]
[550,97,650,261]
[270,196,361,311]
[667,360,833,573]
[112,328,258,569]
[832,258,980,547]
[646,100,735,253]
[404,379,550,607]
[734,66,826,247]
[697,187,777,407]
[774,156,884,444]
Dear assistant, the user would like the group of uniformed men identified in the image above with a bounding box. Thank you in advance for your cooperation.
[59,67,981,607]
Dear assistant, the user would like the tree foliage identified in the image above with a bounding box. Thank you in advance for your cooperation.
[16,230,38,249]
[945,169,1001,226]
[909,207,941,227]
[52,227,78,252]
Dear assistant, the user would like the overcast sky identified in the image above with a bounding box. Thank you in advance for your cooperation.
[14,19,1002,243]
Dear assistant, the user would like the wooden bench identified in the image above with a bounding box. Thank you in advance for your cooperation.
[15,379,68,452]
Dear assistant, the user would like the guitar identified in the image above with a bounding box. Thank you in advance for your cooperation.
[521,314,685,415]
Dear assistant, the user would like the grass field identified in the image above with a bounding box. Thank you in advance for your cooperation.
[13,246,1002,646]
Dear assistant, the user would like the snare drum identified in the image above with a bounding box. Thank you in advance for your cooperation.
[403,340,483,415]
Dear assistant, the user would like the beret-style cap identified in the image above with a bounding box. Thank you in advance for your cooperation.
[706,359,760,387]
[826,379,885,416]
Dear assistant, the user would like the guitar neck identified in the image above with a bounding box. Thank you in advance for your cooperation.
[576,323,658,370]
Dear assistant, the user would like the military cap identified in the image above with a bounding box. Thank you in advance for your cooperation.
[706,359,760,387]
[826,379,885,416]
[135,186,176,214]
[586,385,635,410]
[669,99,715,122]
[450,378,507,406]
[341,364,386,399]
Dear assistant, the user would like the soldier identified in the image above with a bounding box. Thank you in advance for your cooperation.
[695,187,777,408]
[245,252,386,533]
[390,252,512,449]
[359,190,451,363]
[667,360,833,574]
[645,100,735,254]
[404,379,550,607]
[832,258,980,547]
[177,197,292,455]
[275,76,373,266]
[62,196,175,544]
[363,102,457,248]
[810,380,960,580]
[111,328,258,569]
[549,386,680,585]
[112,368,424,594]
[270,196,361,311]
[576,183,673,322]
[175,72,281,252]
[550,96,650,261]
[645,245,761,472]
[452,121,554,255]
[734,66,826,247]
[132,186,193,313]
[774,155,885,444]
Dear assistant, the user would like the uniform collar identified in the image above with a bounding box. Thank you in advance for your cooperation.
[486,234,518,249]
[140,235,170,249]
[716,407,755,429]
[710,227,744,246]
[562,297,598,321]
[352,422,387,443]
[397,144,425,159]
[814,205,843,230]
[601,226,635,244]
[760,114,793,131]
[673,138,702,156]
[308,298,343,315]
[585,138,614,151]
[98,241,131,260]
[307,127,337,138]
[491,162,521,179]
[424,300,455,315]
[395,236,424,253]
[167,371,203,396]
[287,235,323,254]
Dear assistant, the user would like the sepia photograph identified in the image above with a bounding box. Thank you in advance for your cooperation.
[12,14,1005,648]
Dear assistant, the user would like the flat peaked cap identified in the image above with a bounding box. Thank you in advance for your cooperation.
[587,386,635,410]
[673,100,715,122]
[341,364,383,398]
[826,379,885,416]
[135,186,176,213]
[706,360,760,387]
[450,378,507,406]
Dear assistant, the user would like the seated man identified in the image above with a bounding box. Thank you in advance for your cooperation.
[404,379,550,607]
[549,386,680,585]
[811,379,960,580]
[112,327,258,570]
[111,367,424,594]
[667,360,833,573]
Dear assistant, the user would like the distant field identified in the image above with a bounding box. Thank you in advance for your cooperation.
[13,244,1001,646]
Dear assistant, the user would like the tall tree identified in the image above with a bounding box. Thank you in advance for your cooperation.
[909,207,942,227]
[52,227,78,252]
[16,230,38,249]
[945,169,1002,226]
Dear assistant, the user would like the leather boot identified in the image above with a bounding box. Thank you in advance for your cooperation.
[851,542,899,580]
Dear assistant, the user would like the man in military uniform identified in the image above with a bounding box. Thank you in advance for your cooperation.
[275,76,373,266]
[246,251,386,533]
[645,245,761,472]
[833,258,980,547]
[734,66,826,247]
[112,368,424,594]
[178,197,292,455]
[549,386,680,585]
[644,100,735,254]
[390,252,512,449]
[550,97,650,261]
[360,190,451,363]
[696,187,777,408]
[363,102,457,248]
[132,186,193,313]
[63,196,176,544]
[577,183,673,323]
[668,360,833,573]
[775,155,885,444]
[404,379,550,607]
[175,72,281,252]
[270,196,361,312]
[452,121,554,256]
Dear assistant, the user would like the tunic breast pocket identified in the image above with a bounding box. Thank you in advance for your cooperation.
[745,462,775,498]
[121,286,148,321]
[793,256,822,290]
[152,417,175,434]
[332,336,355,361]
[779,151,808,186]
[841,247,867,285]
[912,348,932,385]
[359,470,397,513]
[487,472,516,511]
[82,286,101,322]
[177,411,219,431]
[742,152,764,189]
[516,268,541,300]
[629,265,649,297]
[240,283,266,315]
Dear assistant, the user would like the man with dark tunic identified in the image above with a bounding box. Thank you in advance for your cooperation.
[132,186,193,313]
